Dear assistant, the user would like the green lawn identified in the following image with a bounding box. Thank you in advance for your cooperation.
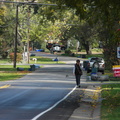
[0,72,27,81]
[104,71,120,81]
[0,56,64,64]
[0,65,30,71]
[0,58,10,63]
[86,54,103,58]
[0,65,31,81]
[101,84,120,120]
[30,56,64,64]
[61,52,103,59]
[0,55,64,82]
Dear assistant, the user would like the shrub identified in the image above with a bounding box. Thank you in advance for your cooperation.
[1,52,8,59]
[9,46,23,53]
[9,53,22,63]
[65,49,72,55]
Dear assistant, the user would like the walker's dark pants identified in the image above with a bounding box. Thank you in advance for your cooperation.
[75,75,81,86]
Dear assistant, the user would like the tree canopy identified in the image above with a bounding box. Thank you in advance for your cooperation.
[48,0,120,66]
[0,0,120,67]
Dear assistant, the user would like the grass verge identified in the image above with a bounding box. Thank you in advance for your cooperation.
[61,53,103,59]
[0,72,28,81]
[0,56,64,64]
[104,71,120,81]
[0,56,64,81]
[0,65,31,81]
[30,56,64,64]
[0,65,30,71]
[101,83,120,120]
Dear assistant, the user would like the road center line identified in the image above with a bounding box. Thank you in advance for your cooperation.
[31,86,76,120]
[0,84,11,89]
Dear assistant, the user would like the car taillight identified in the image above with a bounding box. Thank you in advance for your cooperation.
[102,64,105,67]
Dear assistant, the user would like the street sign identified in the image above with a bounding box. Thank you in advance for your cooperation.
[117,47,120,58]
[113,65,120,77]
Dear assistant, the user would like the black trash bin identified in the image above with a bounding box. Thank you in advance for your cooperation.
[17,67,24,71]
[30,64,35,71]
[81,54,86,58]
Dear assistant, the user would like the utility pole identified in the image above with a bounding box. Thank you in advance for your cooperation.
[27,6,30,64]
[14,4,18,68]
[0,0,66,67]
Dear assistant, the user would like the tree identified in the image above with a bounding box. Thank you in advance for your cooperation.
[0,4,16,58]
[48,0,120,67]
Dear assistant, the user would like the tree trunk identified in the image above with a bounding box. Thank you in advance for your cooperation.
[82,41,92,55]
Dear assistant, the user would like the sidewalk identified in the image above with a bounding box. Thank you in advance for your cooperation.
[69,71,101,120]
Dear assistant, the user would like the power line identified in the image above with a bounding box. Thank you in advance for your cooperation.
[0,0,66,68]
[0,1,66,6]
[0,1,66,28]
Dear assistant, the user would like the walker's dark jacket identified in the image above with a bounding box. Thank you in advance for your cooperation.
[73,64,82,75]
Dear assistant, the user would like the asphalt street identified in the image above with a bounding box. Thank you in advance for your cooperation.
[0,52,80,120]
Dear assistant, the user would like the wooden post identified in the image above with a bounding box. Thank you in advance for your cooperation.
[13,4,18,68]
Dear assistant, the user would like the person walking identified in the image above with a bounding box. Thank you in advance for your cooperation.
[73,59,83,88]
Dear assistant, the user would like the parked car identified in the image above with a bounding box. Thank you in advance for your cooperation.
[50,44,61,53]
[46,43,53,50]
[60,45,67,50]
[87,57,105,74]
[46,43,66,51]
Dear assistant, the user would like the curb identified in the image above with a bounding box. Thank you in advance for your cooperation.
[68,85,101,120]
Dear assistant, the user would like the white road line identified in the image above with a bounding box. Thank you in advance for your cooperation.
[31,86,76,120]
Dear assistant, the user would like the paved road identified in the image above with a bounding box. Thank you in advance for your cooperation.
[31,51,81,64]
[0,52,80,120]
